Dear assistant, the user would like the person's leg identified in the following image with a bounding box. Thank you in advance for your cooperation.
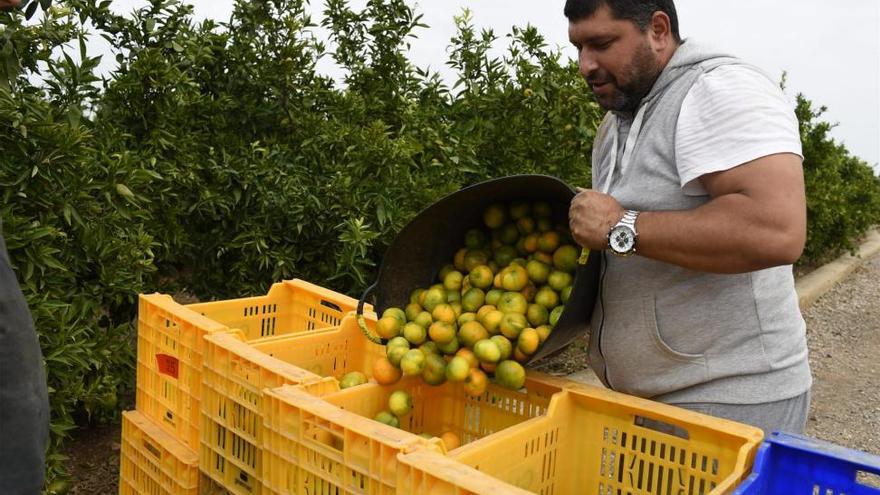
[0,233,50,494]
[675,391,811,436]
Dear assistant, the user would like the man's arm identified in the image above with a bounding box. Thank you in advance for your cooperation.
[570,152,806,274]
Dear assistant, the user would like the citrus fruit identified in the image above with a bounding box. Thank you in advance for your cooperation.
[461,287,486,312]
[538,231,561,253]
[403,322,427,345]
[497,291,528,315]
[517,328,540,355]
[431,303,456,325]
[419,341,439,355]
[468,265,494,290]
[438,264,456,282]
[382,308,406,324]
[525,260,550,284]
[440,431,461,450]
[455,348,479,368]
[422,286,447,312]
[517,217,536,236]
[400,349,427,376]
[547,270,573,292]
[553,245,579,273]
[339,371,367,389]
[413,311,433,329]
[499,313,528,339]
[463,249,490,271]
[404,303,422,322]
[376,316,401,339]
[463,368,488,397]
[509,201,531,220]
[498,223,520,245]
[457,312,477,325]
[483,203,506,229]
[443,270,463,291]
[375,411,399,428]
[495,360,526,390]
[535,325,552,343]
[388,390,413,417]
[489,335,513,361]
[445,356,470,382]
[453,248,468,271]
[473,339,501,364]
[549,306,565,327]
[480,309,505,334]
[484,288,504,306]
[561,285,572,304]
[422,352,448,385]
[493,245,518,267]
[436,337,460,355]
[428,321,456,344]
[464,228,487,249]
[532,201,552,218]
[458,320,489,348]
[526,303,549,326]
[372,357,402,385]
[386,344,409,368]
[534,286,559,309]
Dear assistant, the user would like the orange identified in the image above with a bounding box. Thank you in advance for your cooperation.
[517,217,536,235]
[480,309,505,335]
[422,353,448,386]
[501,264,529,291]
[455,348,479,368]
[473,339,501,364]
[403,322,427,345]
[404,303,422,322]
[494,360,526,390]
[383,308,406,324]
[499,313,528,339]
[509,201,531,220]
[532,201,552,218]
[376,316,402,339]
[464,228,487,249]
[440,431,461,451]
[490,335,513,361]
[428,321,456,344]
[443,270,463,291]
[458,320,489,349]
[526,303,549,327]
[422,286,447,312]
[372,357,402,385]
[438,264,456,282]
[468,265,494,290]
[537,231,561,253]
[463,249,490,272]
[445,356,470,382]
[493,245,518,268]
[534,286,559,309]
[497,291,528,315]
[431,303,457,325]
[485,289,504,307]
[463,368,488,397]
[461,287,486,312]
[374,411,399,428]
[483,203,507,229]
[517,328,540,355]
[400,349,427,376]
[547,270,573,292]
[388,390,413,417]
[413,311,433,328]
[552,245,579,273]
[453,248,468,271]
[526,260,550,284]
[339,371,367,389]
[535,325,551,343]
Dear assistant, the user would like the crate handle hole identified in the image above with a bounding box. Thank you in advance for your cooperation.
[858,470,880,488]
[320,300,342,312]
[634,415,690,440]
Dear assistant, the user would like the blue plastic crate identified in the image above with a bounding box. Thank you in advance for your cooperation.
[733,432,880,494]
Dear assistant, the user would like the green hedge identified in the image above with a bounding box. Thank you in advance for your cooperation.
[1,0,878,487]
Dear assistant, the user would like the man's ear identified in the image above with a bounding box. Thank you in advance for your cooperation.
[648,11,672,51]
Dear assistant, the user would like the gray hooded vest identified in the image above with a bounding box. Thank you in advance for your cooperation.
[588,39,811,404]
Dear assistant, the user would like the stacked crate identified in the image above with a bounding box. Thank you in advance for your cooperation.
[118,279,366,495]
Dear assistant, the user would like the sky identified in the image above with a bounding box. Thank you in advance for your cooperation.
[99,0,880,170]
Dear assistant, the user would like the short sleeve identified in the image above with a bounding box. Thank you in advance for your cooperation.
[675,65,803,196]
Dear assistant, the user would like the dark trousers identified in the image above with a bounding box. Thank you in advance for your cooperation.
[0,231,49,494]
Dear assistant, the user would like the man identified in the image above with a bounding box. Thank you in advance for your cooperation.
[566,0,811,434]
[2,2,50,493]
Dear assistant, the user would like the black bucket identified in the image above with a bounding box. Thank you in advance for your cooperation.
[356,174,600,364]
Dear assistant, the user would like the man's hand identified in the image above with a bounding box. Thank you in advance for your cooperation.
[0,0,21,9]
[569,187,625,251]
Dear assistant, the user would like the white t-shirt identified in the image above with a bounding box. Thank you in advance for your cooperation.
[675,64,803,196]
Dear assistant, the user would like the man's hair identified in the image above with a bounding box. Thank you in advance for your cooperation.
[564,0,681,42]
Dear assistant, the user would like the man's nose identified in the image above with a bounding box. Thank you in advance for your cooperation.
[578,50,599,78]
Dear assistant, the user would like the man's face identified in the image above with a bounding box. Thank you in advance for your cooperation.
[568,6,663,113]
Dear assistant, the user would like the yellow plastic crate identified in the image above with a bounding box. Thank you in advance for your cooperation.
[119,410,199,495]
[397,384,765,495]
[259,372,567,495]
[198,313,384,495]
[199,331,328,495]
[136,279,367,451]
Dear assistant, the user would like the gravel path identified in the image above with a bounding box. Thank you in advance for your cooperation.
[804,251,880,455]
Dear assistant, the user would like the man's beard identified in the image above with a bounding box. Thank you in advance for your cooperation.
[591,41,662,113]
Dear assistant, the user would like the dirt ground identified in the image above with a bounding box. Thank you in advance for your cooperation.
[63,251,880,493]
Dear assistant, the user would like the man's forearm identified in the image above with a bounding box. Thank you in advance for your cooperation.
[636,191,805,273]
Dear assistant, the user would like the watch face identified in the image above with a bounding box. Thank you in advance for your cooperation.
[610,225,635,253]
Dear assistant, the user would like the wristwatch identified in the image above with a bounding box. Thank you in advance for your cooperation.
[607,210,640,257]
